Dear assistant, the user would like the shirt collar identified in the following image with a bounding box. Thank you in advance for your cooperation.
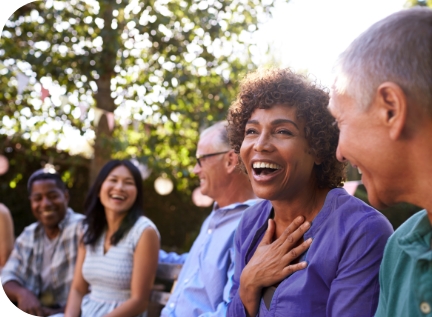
[212,198,261,213]
[398,210,432,260]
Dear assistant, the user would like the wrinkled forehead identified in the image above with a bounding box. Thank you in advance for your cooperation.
[196,133,217,156]
[197,127,226,154]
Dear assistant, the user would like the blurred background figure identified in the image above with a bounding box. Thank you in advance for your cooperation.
[0,203,14,270]
[63,160,159,317]
[1,169,84,317]
[160,121,259,317]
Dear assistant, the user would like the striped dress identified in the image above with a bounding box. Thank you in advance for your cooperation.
[80,216,159,317]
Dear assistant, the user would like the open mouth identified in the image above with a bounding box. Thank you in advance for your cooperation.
[252,162,282,176]
[110,194,126,201]
[42,211,56,216]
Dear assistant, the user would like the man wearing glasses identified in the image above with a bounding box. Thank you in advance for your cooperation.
[1,169,84,316]
[160,121,258,317]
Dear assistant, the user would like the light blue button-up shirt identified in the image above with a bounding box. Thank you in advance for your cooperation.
[160,199,259,317]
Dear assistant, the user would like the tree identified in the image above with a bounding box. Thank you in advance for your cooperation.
[406,0,432,7]
[0,0,277,187]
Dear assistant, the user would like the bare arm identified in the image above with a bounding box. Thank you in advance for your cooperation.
[239,217,312,317]
[3,280,47,316]
[64,241,89,317]
[0,203,14,267]
[104,227,159,317]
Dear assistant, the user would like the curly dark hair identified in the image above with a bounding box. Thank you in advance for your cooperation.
[227,68,346,189]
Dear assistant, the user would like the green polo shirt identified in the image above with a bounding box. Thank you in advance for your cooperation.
[375,209,432,317]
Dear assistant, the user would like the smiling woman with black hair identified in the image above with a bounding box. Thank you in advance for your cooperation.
[62,160,159,317]
[226,68,394,317]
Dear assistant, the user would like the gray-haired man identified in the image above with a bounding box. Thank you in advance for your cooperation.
[328,7,432,317]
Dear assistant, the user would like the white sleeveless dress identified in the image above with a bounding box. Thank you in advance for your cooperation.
[80,216,159,317]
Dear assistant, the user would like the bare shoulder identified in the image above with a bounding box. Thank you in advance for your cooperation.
[0,203,12,216]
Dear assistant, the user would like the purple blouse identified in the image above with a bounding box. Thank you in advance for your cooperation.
[227,188,394,317]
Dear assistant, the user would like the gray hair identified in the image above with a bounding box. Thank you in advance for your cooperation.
[333,7,432,112]
[200,121,230,151]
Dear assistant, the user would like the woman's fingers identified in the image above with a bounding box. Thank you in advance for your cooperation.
[282,237,313,264]
[258,219,276,246]
[281,261,308,276]
[279,220,311,251]
[277,216,306,241]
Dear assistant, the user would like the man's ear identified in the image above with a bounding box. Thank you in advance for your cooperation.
[375,82,408,140]
[226,150,238,173]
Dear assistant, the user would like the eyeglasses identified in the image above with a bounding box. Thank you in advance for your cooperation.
[196,151,229,167]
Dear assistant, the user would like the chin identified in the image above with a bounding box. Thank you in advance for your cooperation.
[251,188,274,201]
[366,191,392,210]
[200,187,209,196]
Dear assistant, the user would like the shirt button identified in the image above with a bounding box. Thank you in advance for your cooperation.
[420,302,431,314]
[184,278,189,283]
[208,229,212,234]
[170,303,175,308]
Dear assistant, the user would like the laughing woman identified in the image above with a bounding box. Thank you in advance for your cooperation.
[226,69,393,317]
[63,160,159,317]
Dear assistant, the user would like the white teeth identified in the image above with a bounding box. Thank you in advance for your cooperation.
[111,194,125,200]
[252,162,282,169]
[358,167,362,175]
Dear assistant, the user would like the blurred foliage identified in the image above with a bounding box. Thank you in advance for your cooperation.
[0,0,278,190]
[0,134,90,235]
[0,134,211,250]
[406,0,432,7]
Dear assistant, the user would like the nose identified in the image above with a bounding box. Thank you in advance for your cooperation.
[114,180,126,190]
[193,162,201,174]
[336,145,347,162]
[253,131,273,152]
[40,196,53,209]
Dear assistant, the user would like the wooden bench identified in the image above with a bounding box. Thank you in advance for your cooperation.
[148,263,183,317]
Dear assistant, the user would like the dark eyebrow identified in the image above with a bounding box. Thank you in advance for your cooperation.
[246,119,299,131]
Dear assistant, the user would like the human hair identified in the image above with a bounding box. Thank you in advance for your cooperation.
[27,169,66,194]
[333,7,432,112]
[200,121,230,151]
[82,160,144,246]
[227,68,345,189]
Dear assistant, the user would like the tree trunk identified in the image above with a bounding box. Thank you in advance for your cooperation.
[89,1,117,183]
[90,112,113,183]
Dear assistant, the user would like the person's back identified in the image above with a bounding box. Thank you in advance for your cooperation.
[160,121,258,317]
[328,7,432,317]
[0,203,14,270]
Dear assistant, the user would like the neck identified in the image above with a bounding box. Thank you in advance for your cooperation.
[44,227,60,240]
[396,121,432,225]
[215,175,256,208]
[104,210,127,237]
[271,186,330,239]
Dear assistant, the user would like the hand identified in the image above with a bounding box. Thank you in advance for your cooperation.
[16,289,45,316]
[41,306,65,316]
[241,216,312,293]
